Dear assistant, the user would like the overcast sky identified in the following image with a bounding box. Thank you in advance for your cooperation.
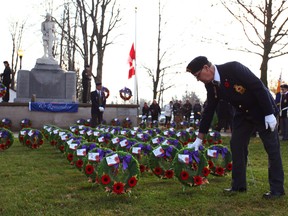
[1,0,287,106]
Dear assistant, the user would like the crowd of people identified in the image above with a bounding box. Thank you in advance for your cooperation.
[141,99,203,128]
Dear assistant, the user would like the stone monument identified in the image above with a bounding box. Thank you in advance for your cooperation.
[15,13,76,103]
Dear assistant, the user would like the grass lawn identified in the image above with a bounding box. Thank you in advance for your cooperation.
[0,135,287,216]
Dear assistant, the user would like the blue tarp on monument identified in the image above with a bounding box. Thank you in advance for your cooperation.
[29,102,78,113]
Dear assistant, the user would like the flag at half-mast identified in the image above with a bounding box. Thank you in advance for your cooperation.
[128,43,136,79]
[275,73,282,108]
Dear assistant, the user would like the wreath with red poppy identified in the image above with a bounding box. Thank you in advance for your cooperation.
[98,151,140,195]
[73,142,99,171]
[205,145,232,176]
[20,118,32,129]
[149,144,179,179]
[82,147,114,183]
[0,118,12,129]
[173,147,209,187]
[130,142,153,173]
[0,83,7,97]
[0,128,14,151]
[21,128,44,149]
[119,87,132,101]
[205,130,222,145]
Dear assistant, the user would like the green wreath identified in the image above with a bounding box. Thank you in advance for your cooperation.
[82,147,114,183]
[119,87,132,101]
[64,136,83,164]
[73,142,99,171]
[173,147,209,187]
[20,118,32,129]
[149,144,179,179]
[22,128,44,149]
[205,130,223,145]
[130,142,153,173]
[0,128,14,151]
[205,145,232,176]
[0,118,12,129]
[0,83,7,97]
[122,117,132,128]
[98,151,140,195]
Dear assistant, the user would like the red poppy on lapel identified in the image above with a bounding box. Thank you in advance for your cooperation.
[224,80,230,88]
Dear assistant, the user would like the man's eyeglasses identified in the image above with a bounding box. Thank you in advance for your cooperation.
[193,68,203,80]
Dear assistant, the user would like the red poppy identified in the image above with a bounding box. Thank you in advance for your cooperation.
[0,144,5,150]
[226,162,233,171]
[113,182,125,194]
[224,81,230,88]
[193,176,203,185]
[25,140,30,145]
[215,166,225,176]
[39,139,44,145]
[202,167,210,177]
[139,164,146,173]
[101,174,111,185]
[6,140,10,145]
[180,170,189,180]
[208,160,214,169]
[76,159,84,168]
[85,164,94,175]
[19,136,24,141]
[67,153,74,161]
[154,167,163,175]
[128,176,138,187]
[218,139,222,144]
[32,144,38,149]
[165,170,174,179]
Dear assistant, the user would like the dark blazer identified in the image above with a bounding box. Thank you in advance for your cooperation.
[280,93,288,118]
[1,66,12,86]
[91,90,106,114]
[199,61,278,133]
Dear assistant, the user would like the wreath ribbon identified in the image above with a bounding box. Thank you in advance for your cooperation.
[211,146,228,158]
[183,149,200,164]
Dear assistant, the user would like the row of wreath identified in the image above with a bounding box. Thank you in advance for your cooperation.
[43,124,231,195]
[0,125,231,195]
[0,123,222,151]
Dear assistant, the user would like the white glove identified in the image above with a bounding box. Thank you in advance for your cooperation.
[99,107,105,112]
[188,137,203,151]
[265,114,277,131]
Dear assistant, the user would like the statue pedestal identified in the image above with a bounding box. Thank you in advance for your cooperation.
[15,58,76,102]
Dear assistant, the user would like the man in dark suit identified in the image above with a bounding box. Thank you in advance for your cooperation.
[1,61,12,102]
[90,82,106,127]
[82,65,92,103]
[186,56,285,199]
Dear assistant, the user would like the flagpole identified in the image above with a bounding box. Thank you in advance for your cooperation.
[134,5,139,105]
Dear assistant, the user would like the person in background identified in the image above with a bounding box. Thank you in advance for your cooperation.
[183,99,192,122]
[149,99,161,122]
[82,65,92,103]
[193,100,202,122]
[186,56,284,199]
[164,101,173,127]
[90,82,106,127]
[142,102,150,122]
[1,61,12,102]
[173,100,182,126]
[279,84,288,140]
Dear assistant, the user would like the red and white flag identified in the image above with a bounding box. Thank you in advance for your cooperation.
[128,43,136,79]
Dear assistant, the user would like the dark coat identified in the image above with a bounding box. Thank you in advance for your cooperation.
[199,61,278,133]
[1,66,12,86]
[91,90,106,114]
